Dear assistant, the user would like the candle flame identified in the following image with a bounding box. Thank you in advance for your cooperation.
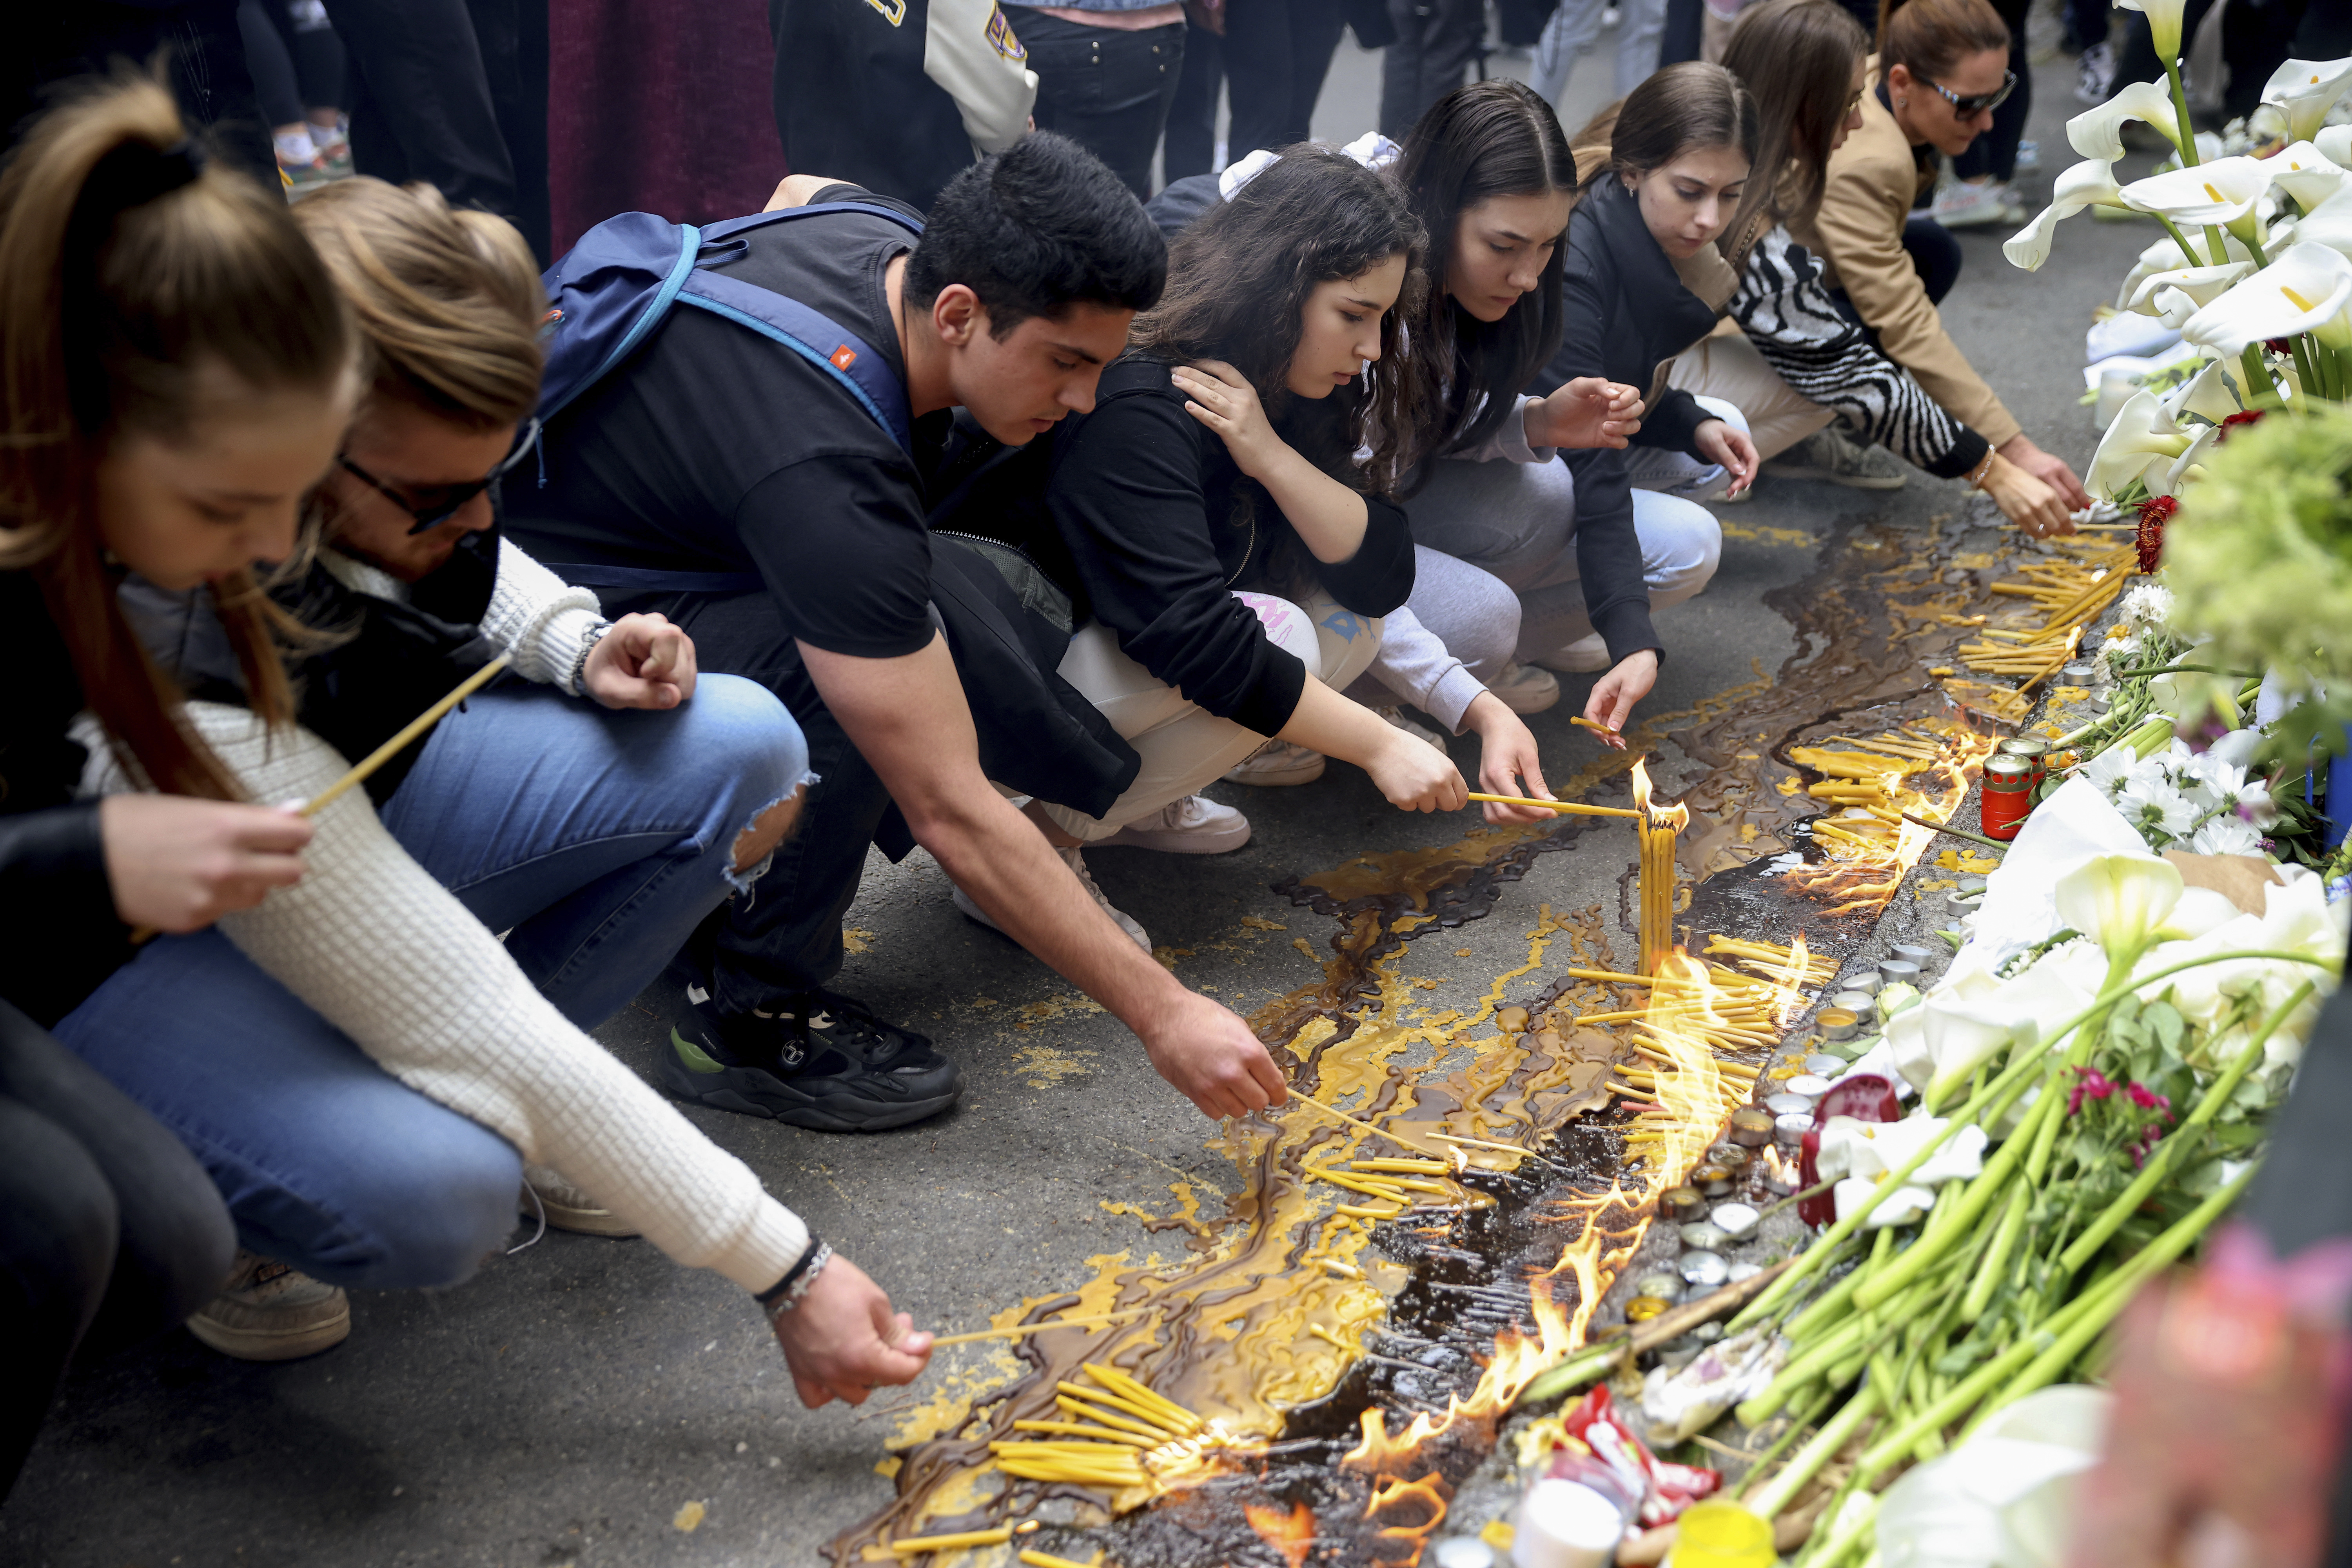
[1785,718,1998,916]
[1630,756,1690,831]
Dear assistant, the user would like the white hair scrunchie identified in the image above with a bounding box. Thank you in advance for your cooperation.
[1216,131,1403,201]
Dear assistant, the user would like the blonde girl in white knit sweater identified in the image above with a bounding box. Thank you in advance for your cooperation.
[9,81,931,1408]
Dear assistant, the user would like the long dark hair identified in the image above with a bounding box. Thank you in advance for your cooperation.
[1131,147,1427,494]
[1723,0,1869,237]
[1394,80,1577,465]
[1878,0,2007,83]
[1595,62,1760,191]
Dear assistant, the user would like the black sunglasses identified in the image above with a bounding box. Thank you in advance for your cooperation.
[1924,69,2016,117]
[338,417,541,535]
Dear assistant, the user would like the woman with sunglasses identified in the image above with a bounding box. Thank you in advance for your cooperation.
[1791,0,2088,515]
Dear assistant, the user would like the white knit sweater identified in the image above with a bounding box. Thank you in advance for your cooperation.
[321,538,605,693]
[81,704,810,1294]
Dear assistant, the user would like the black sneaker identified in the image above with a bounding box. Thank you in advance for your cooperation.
[661,986,964,1132]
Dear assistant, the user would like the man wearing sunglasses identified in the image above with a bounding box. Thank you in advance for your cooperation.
[1793,0,2090,531]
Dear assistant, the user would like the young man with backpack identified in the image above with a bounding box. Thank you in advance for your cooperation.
[507,133,1292,1136]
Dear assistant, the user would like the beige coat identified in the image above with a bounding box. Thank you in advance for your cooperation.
[1789,62,2023,449]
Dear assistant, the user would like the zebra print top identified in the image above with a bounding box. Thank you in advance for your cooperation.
[1728,225,1992,482]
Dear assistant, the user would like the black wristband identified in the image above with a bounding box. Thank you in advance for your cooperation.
[755,1235,826,1308]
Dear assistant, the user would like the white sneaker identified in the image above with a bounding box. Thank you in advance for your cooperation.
[952,846,1151,952]
[2075,42,2116,106]
[1225,739,1327,787]
[188,1251,350,1361]
[1534,633,1612,674]
[522,1164,640,1238]
[1096,794,1252,853]
[1375,704,1448,751]
[1489,662,1561,715]
[1931,178,2011,229]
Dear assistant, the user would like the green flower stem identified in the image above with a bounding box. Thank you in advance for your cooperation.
[1855,1076,2060,1310]
[1958,1165,2256,1441]
[1795,1482,1879,1568]
[1748,1381,1883,1522]
[2291,336,2321,398]
[1728,1380,1842,1503]
[2164,57,2200,168]
[2238,232,2269,269]
[2154,216,2207,270]
[1730,1046,2060,1333]
[2109,664,2261,680]
[1742,1259,1951,1425]
[1734,948,2332,1336]
[2055,980,2314,1274]
[2242,344,2281,403]
[1960,1183,2031,1323]
[1855,1166,2252,1478]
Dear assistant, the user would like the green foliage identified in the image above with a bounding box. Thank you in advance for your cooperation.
[2166,404,2352,766]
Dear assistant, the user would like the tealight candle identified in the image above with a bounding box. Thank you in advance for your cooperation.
[1877,959,1921,987]
[1817,1009,1858,1041]
[1679,1221,1730,1250]
[1633,1272,1684,1301]
[1728,1107,1775,1147]
[1891,943,1935,965]
[1785,1074,1834,1098]
[1708,1144,1750,1174]
[1692,1164,1733,1197]
[1764,1092,1814,1117]
[1775,1111,1814,1147]
[1680,1251,1730,1289]
[1843,971,1884,996]
[1710,1201,1760,1240]
[1625,1296,1673,1323]
[1804,1054,1847,1077]
[1664,1186,1708,1222]
[1831,990,1876,1013]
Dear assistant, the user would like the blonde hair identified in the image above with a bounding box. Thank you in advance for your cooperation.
[292,177,543,430]
[0,72,351,799]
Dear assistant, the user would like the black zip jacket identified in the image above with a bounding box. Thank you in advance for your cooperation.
[1526,176,1726,667]
[935,355,1416,739]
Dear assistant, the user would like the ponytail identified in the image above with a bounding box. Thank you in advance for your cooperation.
[0,72,352,798]
[1877,0,2007,85]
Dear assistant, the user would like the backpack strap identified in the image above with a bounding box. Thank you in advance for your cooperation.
[539,222,704,425]
[700,200,924,245]
[675,272,913,451]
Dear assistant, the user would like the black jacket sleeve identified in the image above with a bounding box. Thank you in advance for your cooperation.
[1048,388,1310,737]
[0,802,135,1027]
[1314,494,1416,617]
[1551,258,1662,666]
[1635,385,1714,460]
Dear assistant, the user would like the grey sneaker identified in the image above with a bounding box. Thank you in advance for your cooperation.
[188,1251,350,1361]
[1489,662,1561,715]
[1760,426,1908,490]
[1224,738,1327,787]
[953,846,1151,952]
[521,1164,640,1238]
[1930,178,2012,229]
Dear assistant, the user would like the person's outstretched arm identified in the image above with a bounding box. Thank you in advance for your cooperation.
[85,703,928,1405]
[805,636,1291,1120]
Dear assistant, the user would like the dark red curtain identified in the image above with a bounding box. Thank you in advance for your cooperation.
[547,0,788,255]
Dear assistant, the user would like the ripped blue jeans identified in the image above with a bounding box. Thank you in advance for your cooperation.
[53,674,809,1289]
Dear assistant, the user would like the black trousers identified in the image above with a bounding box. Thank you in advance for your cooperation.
[1162,22,1220,181]
[323,0,550,259]
[0,998,235,1499]
[1377,0,1484,139]
[1020,12,1187,200]
[1223,0,1344,160]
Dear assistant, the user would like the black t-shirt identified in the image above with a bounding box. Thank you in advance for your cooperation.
[506,186,949,663]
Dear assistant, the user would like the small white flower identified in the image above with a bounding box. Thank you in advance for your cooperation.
[2083,748,2135,791]
[2189,817,2265,856]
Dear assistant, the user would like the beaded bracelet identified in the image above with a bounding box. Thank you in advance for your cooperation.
[756,1238,832,1321]
[1964,450,1997,491]
[567,620,613,697]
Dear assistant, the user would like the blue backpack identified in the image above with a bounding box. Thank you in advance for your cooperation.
[537,200,924,451]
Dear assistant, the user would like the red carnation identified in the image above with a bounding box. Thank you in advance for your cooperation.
[2135,494,2176,573]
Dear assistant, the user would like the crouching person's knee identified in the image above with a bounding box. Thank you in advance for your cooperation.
[282,1116,523,1291]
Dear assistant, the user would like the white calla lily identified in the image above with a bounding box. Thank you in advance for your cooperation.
[2085,390,2193,500]
[2122,156,2274,245]
[2164,419,2221,492]
[2294,182,2352,261]
[2124,260,2252,325]
[2054,852,2184,960]
[2267,140,2352,214]
[2066,81,2185,162]
[2321,126,2352,168]
[2115,0,2185,62]
[2181,241,2352,356]
[2004,160,2126,270]
[2159,355,2240,425]
[2261,58,2352,144]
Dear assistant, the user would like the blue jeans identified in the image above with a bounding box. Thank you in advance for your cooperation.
[54,675,809,1289]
